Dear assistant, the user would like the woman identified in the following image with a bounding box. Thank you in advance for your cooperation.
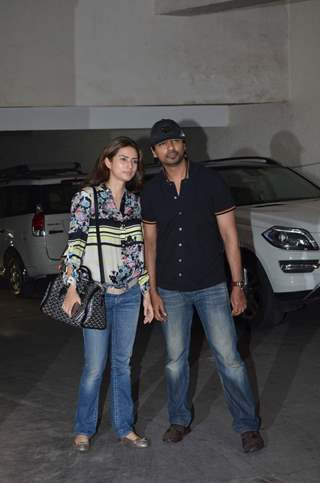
[62,137,153,451]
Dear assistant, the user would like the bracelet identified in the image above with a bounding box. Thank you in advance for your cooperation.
[231,280,245,289]
[66,276,76,287]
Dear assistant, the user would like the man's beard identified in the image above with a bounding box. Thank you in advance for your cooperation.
[163,152,185,166]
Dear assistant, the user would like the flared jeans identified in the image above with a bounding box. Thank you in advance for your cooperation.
[74,284,141,438]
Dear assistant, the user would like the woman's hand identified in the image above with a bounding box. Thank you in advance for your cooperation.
[62,284,81,318]
[143,291,154,324]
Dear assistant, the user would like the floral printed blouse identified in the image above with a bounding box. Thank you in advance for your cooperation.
[64,184,149,294]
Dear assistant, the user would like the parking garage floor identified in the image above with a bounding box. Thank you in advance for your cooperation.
[0,287,320,483]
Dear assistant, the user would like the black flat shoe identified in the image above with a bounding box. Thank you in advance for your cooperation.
[162,424,191,443]
[241,431,264,453]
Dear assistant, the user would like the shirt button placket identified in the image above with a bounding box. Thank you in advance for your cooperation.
[176,198,183,280]
[120,222,126,261]
[178,222,183,278]
[120,223,125,240]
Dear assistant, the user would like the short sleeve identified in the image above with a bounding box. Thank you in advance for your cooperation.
[141,182,156,223]
[209,172,235,215]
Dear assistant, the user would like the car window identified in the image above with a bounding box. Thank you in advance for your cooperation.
[0,181,82,217]
[6,186,33,216]
[34,182,82,214]
[0,188,8,217]
[217,166,320,205]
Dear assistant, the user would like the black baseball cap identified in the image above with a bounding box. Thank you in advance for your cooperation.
[150,119,186,146]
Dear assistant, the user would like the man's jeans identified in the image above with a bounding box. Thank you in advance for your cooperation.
[74,284,141,438]
[158,282,260,433]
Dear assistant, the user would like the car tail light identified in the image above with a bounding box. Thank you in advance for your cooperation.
[32,206,45,236]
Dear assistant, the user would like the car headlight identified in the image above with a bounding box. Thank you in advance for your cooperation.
[262,226,319,251]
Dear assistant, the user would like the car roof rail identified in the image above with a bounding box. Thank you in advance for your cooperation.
[27,162,84,177]
[202,156,279,165]
[145,157,280,171]
[0,164,30,179]
[0,162,84,180]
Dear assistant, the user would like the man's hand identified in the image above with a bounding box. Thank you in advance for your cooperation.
[150,289,167,321]
[216,210,247,317]
[230,286,247,317]
[143,292,154,324]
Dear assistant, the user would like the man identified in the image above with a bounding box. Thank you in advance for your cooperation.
[141,119,264,453]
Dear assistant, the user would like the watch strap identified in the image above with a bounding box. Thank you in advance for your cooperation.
[231,280,245,288]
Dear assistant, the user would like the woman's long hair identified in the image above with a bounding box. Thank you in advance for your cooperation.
[84,136,143,192]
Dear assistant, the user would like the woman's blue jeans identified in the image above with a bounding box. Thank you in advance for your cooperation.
[74,284,141,438]
[158,282,260,433]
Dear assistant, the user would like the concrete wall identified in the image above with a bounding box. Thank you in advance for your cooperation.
[0,130,148,172]
[286,0,320,181]
[155,0,280,15]
[188,0,320,184]
[1,0,287,106]
[0,102,290,171]
[1,0,320,188]
[198,102,291,161]
[0,0,77,107]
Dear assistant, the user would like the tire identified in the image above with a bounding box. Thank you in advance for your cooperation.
[6,255,30,296]
[240,254,285,329]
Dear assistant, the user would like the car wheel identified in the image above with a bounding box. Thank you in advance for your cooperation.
[240,255,284,328]
[6,255,29,296]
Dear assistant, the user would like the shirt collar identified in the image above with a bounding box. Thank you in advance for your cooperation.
[99,183,128,196]
[161,160,192,183]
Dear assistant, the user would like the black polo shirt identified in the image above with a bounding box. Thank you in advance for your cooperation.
[141,162,235,291]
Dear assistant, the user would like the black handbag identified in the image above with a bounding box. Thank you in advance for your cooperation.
[40,187,107,330]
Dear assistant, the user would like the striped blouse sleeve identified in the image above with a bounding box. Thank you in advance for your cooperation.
[138,269,150,295]
[63,190,92,285]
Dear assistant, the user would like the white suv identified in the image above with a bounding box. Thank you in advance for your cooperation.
[0,164,85,295]
[145,157,320,327]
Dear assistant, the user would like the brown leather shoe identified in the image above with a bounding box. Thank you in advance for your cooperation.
[241,431,264,453]
[162,424,191,443]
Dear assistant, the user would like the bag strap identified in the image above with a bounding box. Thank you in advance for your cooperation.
[92,186,106,284]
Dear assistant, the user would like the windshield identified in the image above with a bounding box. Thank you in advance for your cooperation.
[217,166,320,206]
